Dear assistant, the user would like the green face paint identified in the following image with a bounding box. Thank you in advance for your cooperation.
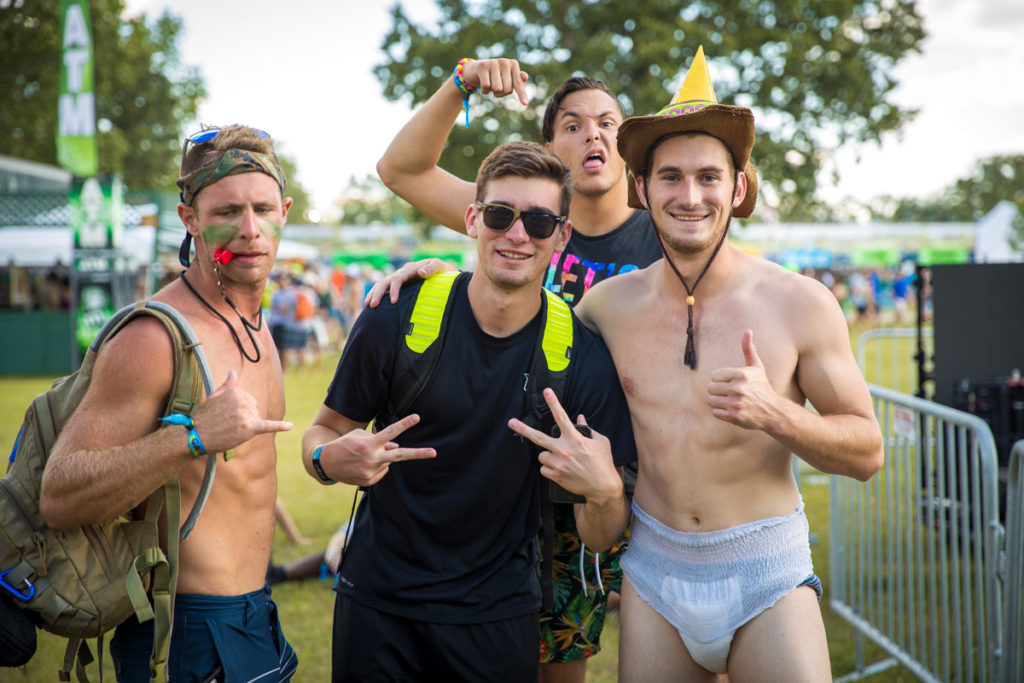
[261,223,283,240]
[201,224,237,247]
[200,220,281,247]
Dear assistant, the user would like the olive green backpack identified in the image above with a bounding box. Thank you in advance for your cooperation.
[0,300,217,682]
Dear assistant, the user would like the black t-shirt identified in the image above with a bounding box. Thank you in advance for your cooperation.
[323,275,637,624]
[545,209,659,495]
[544,210,661,306]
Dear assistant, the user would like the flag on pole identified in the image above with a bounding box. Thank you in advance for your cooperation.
[57,0,98,177]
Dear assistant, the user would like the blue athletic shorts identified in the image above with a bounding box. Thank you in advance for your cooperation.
[110,585,297,682]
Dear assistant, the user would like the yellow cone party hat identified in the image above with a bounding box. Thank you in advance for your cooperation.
[659,45,717,115]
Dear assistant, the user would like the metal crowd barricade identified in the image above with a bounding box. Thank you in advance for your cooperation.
[831,384,1007,682]
[855,327,933,397]
[1003,441,1024,681]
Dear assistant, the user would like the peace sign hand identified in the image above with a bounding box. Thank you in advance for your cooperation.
[508,388,623,505]
[319,414,436,487]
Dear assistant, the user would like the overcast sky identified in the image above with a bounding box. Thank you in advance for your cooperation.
[125,0,1024,220]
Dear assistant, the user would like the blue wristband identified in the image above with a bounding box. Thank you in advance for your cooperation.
[160,413,207,458]
[311,445,335,484]
[452,58,476,128]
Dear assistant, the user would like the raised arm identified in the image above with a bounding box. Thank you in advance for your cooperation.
[376,58,530,233]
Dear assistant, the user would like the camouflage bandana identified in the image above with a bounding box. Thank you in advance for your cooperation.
[175,148,286,266]
[176,148,287,207]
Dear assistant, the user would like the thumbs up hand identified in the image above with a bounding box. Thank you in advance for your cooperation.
[706,330,777,430]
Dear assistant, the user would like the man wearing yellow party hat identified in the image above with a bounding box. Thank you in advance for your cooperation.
[574,46,884,680]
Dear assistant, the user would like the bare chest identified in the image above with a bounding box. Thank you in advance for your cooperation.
[193,316,285,420]
[605,296,799,429]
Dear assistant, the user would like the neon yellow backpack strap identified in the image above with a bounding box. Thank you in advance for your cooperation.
[540,289,573,373]
[406,271,460,353]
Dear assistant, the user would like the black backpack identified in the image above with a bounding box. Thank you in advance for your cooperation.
[376,271,579,609]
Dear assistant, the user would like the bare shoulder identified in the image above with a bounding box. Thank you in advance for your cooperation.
[577,266,654,331]
[749,257,842,319]
[755,259,852,366]
[71,315,177,441]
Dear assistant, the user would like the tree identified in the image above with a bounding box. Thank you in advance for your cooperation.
[1,0,205,192]
[336,174,434,237]
[276,153,313,225]
[375,0,925,221]
[872,154,1024,251]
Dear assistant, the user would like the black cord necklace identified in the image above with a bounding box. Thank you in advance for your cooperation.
[644,184,731,371]
[180,270,263,363]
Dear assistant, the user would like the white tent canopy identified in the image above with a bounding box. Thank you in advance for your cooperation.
[975,201,1021,263]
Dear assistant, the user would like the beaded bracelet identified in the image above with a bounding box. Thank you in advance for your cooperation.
[159,413,207,458]
[311,444,336,484]
[452,58,477,128]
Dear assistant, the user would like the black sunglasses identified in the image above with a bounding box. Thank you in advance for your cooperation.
[477,202,565,239]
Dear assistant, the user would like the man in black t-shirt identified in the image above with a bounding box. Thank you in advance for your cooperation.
[303,141,636,682]
[375,63,661,680]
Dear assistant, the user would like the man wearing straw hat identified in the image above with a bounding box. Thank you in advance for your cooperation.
[570,46,884,680]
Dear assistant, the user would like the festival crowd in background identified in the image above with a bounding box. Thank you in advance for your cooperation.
[0,257,930,329]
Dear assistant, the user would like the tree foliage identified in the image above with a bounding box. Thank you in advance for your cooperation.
[276,153,312,224]
[1,0,205,192]
[872,154,1024,251]
[375,0,925,221]
[337,174,434,237]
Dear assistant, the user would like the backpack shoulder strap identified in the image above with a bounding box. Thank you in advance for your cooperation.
[139,300,216,539]
[380,271,463,428]
[522,289,574,430]
[525,290,576,613]
[99,301,215,538]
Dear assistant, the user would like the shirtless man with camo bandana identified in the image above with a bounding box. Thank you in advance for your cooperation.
[41,124,298,682]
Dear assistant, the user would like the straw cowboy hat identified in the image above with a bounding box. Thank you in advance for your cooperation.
[617,45,758,218]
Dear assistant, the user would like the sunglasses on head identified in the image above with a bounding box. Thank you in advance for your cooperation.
[476,202,565,239]
[180,126,270,168]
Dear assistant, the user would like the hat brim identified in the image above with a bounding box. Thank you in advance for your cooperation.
[618,104,757,218]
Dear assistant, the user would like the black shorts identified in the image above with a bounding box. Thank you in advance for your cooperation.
[332,593,538,682]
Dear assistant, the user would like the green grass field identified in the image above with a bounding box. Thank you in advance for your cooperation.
[2,345,917,681]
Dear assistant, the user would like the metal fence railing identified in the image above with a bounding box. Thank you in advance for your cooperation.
[854,327,934,398]
[831,384,1008,682]
[1002,441,1024,681]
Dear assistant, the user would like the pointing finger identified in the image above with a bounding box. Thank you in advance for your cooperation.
[258,419,293,433]
[382,446,436,464]
[387,276,403,305]
[373,414,421,444]
[513,69,530,105]
[508,417,555,452]
[541,388,573,432]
